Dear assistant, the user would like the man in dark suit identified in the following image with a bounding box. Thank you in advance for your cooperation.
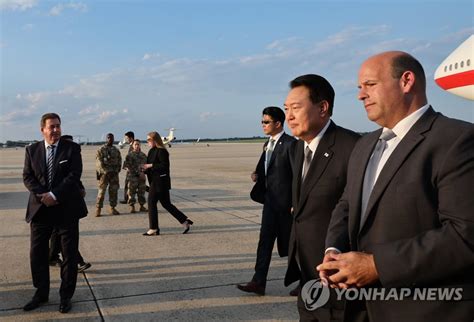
[237,106,296,296]
[318,51,474,321]
[283,74,360,321]
[23,113,88,313]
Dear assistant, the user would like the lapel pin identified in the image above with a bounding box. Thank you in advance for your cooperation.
[324,152,329,158]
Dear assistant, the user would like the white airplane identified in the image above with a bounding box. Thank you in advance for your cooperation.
[434,35,474,100]
[162,128,177,147]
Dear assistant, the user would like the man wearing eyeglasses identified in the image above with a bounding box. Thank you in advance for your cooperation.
[237,106,296,296]
[284,74,360,321]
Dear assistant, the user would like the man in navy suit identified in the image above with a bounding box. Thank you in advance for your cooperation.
[23,113,88,313]
[319,51,474,321]
[283,74,360,321]
[237,106,296,296]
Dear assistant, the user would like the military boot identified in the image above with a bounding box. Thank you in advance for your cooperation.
[139,205,148,212]
[130,204,136,213]
[110,207,120,215]
[95,207,101,217]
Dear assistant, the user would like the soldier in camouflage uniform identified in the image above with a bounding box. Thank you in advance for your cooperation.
[95,133,122,216]
[123,139,148,213]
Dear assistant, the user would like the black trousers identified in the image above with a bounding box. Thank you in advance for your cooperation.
[49,228,84,264]
[297,290,344,322]
[30,212,79,300]
[147,188,187,230]
[252,206,278,286]
[49,229,61,261]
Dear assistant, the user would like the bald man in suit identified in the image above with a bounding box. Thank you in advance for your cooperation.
[319,52,474,321]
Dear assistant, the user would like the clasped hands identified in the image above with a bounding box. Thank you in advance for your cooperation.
[316,250,379,289]
[140,164,152,171]
[36,193,59,207]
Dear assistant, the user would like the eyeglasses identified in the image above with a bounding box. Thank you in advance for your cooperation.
[261,120,274,124]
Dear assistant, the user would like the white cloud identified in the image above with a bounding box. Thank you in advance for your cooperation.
[199,112,219,122]
[22,23,34,31]
[96,110,118,124]
[0,105,37,123]
[2,24,473,142]
[49,2,87,16]
[78,105,100,116]
[142,52,161,61]
[239,53,273,65]
[310,25,391,55]
[265,37,300,51]
[0,91,46,123]
[24,91,52,104]
[59,71,116,98]
[76,104,129,125]
[0,0,37,11]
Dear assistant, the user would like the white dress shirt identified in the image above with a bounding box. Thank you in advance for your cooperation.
[302,119,331,178]
[44,140,59,199]
[325,104,430,255]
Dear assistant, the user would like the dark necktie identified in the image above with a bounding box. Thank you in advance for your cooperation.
[265,139,275,175]
[302,146,312,182]
[361,130,396,222]
[47,145,56,190]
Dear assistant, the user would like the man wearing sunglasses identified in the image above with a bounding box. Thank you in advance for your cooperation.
[237,106,296,296]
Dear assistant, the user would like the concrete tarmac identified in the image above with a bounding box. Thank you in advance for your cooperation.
[0,143,298,321]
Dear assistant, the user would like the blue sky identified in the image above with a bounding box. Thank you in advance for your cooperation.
[1,0,473,142]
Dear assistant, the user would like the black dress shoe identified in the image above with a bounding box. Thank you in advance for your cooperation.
[23,296,48,311]
[183,219,193,234]
[78,262,92,273]
[236,281,265,296]
[59,299,72,313]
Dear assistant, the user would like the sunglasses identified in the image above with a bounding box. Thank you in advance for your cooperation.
[261,120,274,124]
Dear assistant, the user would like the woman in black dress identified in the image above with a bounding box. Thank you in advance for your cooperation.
[141,131,193,236]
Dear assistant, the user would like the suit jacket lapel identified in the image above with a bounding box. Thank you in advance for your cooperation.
[349,130,380,237]
[294,140,304,204]
[359,108,437,231]
[53,141,63,168]
[296,122,336,217]
[39,141,47,178]
[267,133,285,170]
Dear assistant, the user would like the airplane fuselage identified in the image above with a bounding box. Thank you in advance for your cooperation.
[434,35,474,100]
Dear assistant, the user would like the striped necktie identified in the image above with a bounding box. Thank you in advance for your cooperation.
[47,145,56,190]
